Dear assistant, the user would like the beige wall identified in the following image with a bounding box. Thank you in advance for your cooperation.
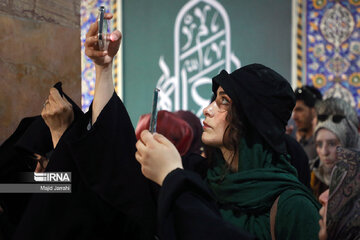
[0,0,81,144]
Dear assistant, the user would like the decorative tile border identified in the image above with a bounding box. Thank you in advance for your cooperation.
[297,0,360,112]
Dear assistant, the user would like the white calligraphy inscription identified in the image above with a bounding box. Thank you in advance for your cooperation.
[156,0,241,117]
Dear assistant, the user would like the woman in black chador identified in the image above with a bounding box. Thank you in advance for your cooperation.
[5,13,156,240]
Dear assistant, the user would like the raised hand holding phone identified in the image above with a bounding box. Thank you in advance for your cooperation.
[84,8,121,67]
[84,8,122,124]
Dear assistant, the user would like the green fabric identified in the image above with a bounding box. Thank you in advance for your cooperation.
[206,132,320,240]
[276,189,320,240]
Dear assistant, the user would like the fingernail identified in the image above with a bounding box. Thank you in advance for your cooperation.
[110,34,117,41]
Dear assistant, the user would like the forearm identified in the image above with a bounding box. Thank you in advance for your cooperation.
[92,63,114,125]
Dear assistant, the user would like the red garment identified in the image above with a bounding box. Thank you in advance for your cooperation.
[135,110,193,156]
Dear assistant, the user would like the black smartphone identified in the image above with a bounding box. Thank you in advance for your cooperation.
[149,88,160,133]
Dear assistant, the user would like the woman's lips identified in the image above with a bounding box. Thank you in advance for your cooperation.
[203,121,211,129]
[323,159,334,165]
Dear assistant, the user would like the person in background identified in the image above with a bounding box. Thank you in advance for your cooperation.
[311,98,360,198]
[318,147,360,240]
[292,85,322,160]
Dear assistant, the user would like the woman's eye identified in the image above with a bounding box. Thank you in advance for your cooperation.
[221,97,229,104]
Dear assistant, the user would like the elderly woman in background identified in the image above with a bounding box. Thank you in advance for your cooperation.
[318,147,360,240]
[311,98,360,198]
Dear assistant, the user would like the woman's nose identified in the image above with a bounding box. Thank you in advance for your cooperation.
[203,102,215,117]
[320,144,329,156]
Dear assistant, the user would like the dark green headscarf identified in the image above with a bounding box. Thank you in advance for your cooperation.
[206,130,319,239]
[207,64,320,239]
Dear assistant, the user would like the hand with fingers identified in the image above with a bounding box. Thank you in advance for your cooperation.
[41,88,74,148]
[85,12,122,67]
[135,130,184,186]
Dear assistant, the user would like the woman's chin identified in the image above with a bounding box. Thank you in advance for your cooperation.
[324,163,335,172]
[201,137,220,148]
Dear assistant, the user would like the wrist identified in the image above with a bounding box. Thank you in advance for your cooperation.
[95,62,113,73]
[95,62,113,85]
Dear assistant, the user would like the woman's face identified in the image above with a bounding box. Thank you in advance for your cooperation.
[318,189,329,240]
[202,86,231,148]
[315,129,341,171]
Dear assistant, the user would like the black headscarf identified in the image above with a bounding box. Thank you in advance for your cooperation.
[212,63,295,154]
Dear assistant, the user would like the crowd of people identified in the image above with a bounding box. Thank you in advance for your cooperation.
[0,13,359,240]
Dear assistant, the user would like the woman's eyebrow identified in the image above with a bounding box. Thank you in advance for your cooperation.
[218,91,227,96]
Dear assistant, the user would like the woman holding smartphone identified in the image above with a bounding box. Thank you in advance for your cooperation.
[136,64,321,240]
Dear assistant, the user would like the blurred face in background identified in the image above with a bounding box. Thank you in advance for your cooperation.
[315,129,341,173]
[292,100,315,132]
